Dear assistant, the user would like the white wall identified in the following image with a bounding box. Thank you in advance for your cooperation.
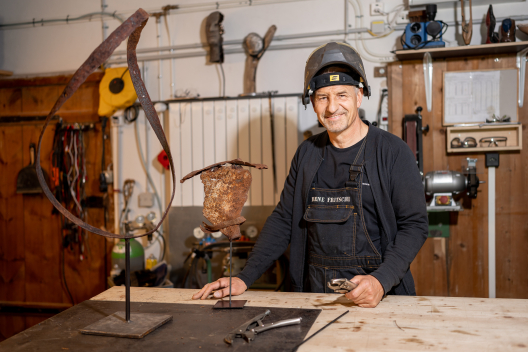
[2,0,527,260]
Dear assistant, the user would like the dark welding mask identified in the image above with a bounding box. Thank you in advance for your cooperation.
[303,42,370,106]
[205,11,224,63]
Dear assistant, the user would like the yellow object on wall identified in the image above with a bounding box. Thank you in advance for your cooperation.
[98,67,137,116]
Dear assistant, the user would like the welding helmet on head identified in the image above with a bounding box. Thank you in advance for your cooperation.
[303,42,370,106]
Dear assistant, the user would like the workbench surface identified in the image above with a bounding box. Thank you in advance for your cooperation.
[91,287,528,351]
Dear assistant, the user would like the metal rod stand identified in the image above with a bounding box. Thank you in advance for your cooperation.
[229,240,232,308]
[125,238,131,322]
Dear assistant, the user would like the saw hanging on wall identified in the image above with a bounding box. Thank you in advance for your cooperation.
[98,67,138,117]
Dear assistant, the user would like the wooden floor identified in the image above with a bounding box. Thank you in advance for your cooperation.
[89,287,528,351]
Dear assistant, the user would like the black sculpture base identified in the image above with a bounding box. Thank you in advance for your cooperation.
[80,312,172,339]
[213,300,247,309]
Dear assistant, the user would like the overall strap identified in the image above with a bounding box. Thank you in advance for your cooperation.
[347,134,368,186]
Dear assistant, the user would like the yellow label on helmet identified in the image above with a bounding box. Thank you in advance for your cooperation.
[330,75,340,81]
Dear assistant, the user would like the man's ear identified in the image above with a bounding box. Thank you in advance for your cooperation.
[356,88,364,108]
[310,95,315,111]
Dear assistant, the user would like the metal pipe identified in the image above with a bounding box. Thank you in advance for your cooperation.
[106,39,357,64]
[488,166,496,298]
[125,238,131,322]
[110,27,369,56]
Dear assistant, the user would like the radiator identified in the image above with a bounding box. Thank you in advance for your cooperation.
[168,96,300,207]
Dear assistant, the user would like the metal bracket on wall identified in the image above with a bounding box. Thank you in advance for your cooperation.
[423,52,433,112]
[517,47,528,108]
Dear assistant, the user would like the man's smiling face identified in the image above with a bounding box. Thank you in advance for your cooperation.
[312,84,363,134]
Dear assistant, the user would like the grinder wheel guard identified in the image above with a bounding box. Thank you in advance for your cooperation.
[181,159,267,241]
[35,9,176,239]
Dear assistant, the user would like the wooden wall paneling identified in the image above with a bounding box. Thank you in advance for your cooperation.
[0,72,109,339]
[179,103,193,206]
[273,97,287,204]
[237,100,251,206]
[387,63,403,136]
[0,126,25,302]
[0,88,22,116]
[249,99,263,206]
[191,102,204,207]
[492,56,528,299]
[168,103,182,207]
[445,56,490,298]
[398,59,437,296]
[391,54,527,298]
[21,125,63,306]
[261,98,274,206]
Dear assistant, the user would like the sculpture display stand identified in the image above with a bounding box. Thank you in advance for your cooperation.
[79,239,172,338]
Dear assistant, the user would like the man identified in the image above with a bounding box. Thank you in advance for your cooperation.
[193,42,428,307]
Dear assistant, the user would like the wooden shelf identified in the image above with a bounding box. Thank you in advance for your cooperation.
[394,41,528,60]
[446,124,523,153]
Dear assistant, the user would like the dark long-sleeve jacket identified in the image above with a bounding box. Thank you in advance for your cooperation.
[238,121,428,295]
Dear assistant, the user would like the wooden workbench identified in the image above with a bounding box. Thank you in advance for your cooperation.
[90,287,528,351]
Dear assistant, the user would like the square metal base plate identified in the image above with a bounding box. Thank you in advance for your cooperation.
[213,300,247,309]
[79,312,172,339]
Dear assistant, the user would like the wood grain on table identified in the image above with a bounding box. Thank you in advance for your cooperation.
[92,287,528,351]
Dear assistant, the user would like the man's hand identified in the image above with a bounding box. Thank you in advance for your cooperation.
[345,275,384,308]
[192,277,247,300]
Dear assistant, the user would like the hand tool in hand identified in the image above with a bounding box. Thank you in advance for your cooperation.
[292,310,349,352]
[224,309,302,344]
[327,278,358,293]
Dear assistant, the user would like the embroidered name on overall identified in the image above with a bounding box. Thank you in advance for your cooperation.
[311,197,351,203]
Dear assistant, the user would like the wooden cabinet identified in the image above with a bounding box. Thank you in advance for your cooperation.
[388,49,528,299]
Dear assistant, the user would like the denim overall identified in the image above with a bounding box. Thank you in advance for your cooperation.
[303,137,382,293]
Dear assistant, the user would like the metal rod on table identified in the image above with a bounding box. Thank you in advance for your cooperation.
[229,240,232,308]
[125,238,131,322]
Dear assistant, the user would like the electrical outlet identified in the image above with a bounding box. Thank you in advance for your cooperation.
[370,2,384,16]
[396,10,409,24]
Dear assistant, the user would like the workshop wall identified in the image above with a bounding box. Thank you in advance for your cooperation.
[1,0,528,296]
[388,54,528,299]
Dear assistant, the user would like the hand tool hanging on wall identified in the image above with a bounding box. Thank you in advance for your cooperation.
[403,106,429,175]
[205,11,224,63]
[241,25,277,95]
[181,159,267,308]
[485,5,499,44]
[35,9,176,337]
[16,143,50,194]
[460,0,473,45]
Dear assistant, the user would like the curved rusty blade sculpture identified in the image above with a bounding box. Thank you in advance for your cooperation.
[35,9,176,239]
[181,159,268,241]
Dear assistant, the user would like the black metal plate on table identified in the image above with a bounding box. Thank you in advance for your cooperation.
[0,300,321,351]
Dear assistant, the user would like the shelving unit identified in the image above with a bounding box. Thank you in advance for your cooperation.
[394,41,528,60]
[446,123,523,153]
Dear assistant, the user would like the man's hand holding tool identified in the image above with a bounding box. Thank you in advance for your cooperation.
[328,276,384,308]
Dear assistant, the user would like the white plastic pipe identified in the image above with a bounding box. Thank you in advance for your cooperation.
[488,166,496,298]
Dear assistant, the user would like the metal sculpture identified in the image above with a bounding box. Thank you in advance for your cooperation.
[35,8,176,338]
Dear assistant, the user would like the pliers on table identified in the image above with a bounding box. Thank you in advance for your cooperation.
[327,278,358,294]
[224,309,302,344]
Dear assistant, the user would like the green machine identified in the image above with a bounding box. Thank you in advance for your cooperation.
[112,239,145,272]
